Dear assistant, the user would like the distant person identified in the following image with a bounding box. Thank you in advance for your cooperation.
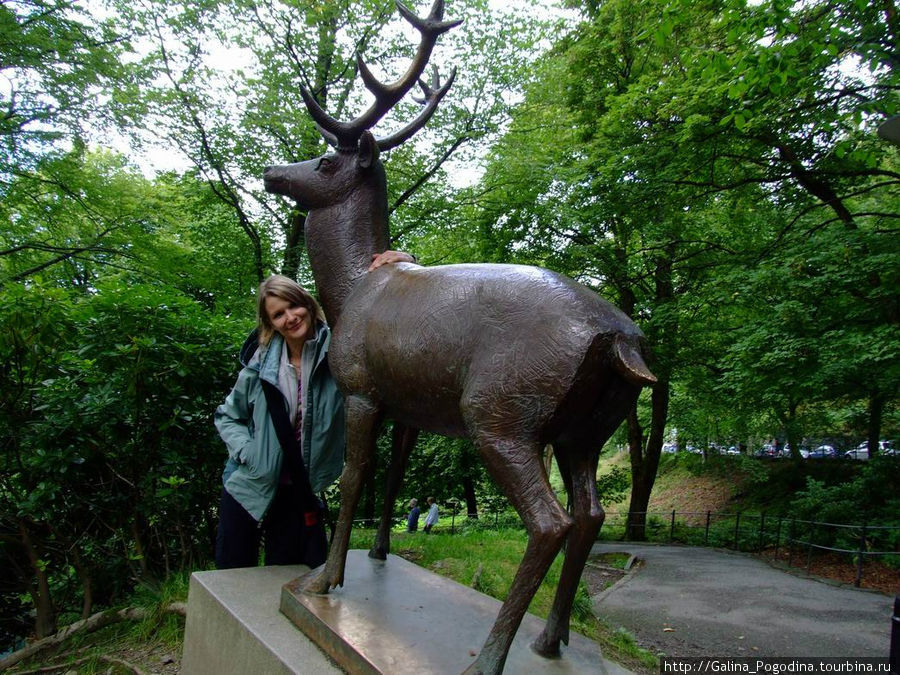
[424,497,439,534]
[213,252,414,569]
[407,498,420,532]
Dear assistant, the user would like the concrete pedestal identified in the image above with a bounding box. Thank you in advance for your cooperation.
[182,564,341,674]
[183,550,630,675]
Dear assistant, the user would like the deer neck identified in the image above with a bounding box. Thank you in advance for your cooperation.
[305,186,389,327]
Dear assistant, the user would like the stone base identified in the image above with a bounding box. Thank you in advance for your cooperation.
[280,549,630,675]
[182,565,341,675]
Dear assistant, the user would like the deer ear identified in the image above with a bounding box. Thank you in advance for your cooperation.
[357,131,380,169]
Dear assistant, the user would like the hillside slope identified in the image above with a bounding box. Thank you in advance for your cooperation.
[598,449,863,517]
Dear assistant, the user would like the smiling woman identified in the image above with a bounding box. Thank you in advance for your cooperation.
[212,255,413,570]
[213,273,337,570]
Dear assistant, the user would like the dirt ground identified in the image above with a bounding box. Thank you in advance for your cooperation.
[8,640,181,675]
[581,554,632,597]
[759,547,900,595]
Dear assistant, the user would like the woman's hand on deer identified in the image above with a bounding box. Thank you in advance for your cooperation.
[368,250,416,271]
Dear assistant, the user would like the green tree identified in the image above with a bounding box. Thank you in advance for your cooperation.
[0,0,125,177]
[104,0,546,282]
[467,0,898,537]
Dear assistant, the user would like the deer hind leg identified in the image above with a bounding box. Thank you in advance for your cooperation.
[300,395,380,594]
[533,443,603,657]
[370,423,419,560]
[462,434,572,675]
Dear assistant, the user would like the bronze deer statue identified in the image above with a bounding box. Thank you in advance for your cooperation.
[263,2,656,673]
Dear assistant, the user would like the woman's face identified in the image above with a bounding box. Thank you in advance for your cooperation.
[265,295,313,348]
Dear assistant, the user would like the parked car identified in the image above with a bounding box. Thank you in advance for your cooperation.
[754,444,776,458]
[846,441,894,460]
[845,443,869,461]
[807,444,837,459]
[781,444,808,459]
[662,442,677,454]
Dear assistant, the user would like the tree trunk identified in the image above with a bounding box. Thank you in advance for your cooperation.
[624,407,647,541]
[624,249,673,540]
[70,543,93,620]
[19,522,56,638]
[130,519,149,580]
[777,400,802,461]
[624,378,669,541]
[462,475,478,519]
[281,210,306,279]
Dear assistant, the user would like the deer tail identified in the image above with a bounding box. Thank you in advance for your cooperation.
[612,334,657,386]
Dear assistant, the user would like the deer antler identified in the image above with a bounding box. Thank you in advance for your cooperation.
[299,0,461,151]
[377,65,457,151]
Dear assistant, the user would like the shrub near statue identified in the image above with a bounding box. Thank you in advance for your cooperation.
[262,1,656,673]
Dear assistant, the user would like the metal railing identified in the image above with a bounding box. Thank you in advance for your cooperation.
[356,506,899,589]
[600,510,899,589]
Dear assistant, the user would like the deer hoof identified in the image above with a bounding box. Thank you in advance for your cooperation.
[298,568,333,595]
[531,632,561,658]
[368,547,387,560]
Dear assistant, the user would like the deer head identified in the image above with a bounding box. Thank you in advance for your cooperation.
[264,0,459,205]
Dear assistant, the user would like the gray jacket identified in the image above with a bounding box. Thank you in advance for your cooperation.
[214,323,345,521]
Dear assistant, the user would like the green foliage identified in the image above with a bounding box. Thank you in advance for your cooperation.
[789,457,900,527]
[0,280,246,646]
[0,0,125,176]
[596,465,630,505]
[2,0,898,651]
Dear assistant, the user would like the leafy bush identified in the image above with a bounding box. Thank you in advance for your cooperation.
[597,465,630,505]
[787,457,900,554]
[0,281,246,646]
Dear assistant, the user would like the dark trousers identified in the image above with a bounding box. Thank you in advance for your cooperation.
[215,483,328,569]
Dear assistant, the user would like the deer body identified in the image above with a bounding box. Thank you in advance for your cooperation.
[263,3,655,672]
[332,261,647,437]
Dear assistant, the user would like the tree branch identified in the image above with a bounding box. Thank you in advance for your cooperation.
[0,603,187,670]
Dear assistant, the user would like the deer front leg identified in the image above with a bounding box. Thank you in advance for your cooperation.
[533,447,604,657]
[300,395,380,594]
[462,434,572,675]
[370,423,419,560]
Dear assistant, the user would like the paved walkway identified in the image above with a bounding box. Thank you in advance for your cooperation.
[589,542,893,659]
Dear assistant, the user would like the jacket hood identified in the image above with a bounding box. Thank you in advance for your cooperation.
[238,323,330,372]
[239,329,261,368]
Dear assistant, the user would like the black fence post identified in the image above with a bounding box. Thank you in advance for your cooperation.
[855,522,867,588]
[733,512,742,550]
[775,517,783,558]
[788,519,795,568]
[670,510,676,543]
[806,522,815,574]
[705,511,711,546]
[758,512,766,553]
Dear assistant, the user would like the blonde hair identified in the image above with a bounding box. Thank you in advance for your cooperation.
[256,275,327,346]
